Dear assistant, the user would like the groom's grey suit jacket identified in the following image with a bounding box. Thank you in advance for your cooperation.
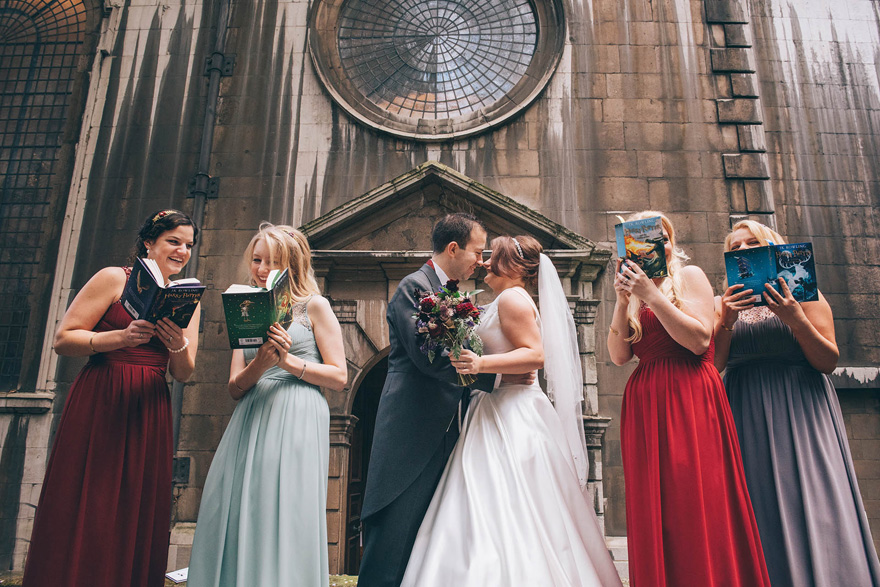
[362,262,494,520]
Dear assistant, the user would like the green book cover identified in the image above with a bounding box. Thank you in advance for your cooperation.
[221,269,295,349]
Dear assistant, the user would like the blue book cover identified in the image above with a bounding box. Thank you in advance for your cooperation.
[774,242,818,303]
[724,246,777,306]
[724,242,817,305]
[614,216,668,279]
[121,258,204,328]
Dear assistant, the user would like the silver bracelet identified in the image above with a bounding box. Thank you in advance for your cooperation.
[169,336,189,354]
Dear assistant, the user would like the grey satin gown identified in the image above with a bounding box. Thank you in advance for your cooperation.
[724,311,880,587]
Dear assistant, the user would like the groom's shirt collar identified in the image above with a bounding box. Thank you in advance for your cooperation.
[427,258,451,285]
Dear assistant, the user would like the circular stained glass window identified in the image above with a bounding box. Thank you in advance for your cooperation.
[310,0,565,141]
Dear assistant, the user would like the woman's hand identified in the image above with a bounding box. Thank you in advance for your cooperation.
[252,339,281,372]
[612,259,632,305]
[719,284,755,329]
[156,318,186,351]
[450,349,483,376]
[618,260,659,303]
[267,323,293,361]
[121,320,156,347]
[764,278,808,327]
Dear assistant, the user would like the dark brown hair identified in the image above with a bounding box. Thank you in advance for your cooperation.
[489,235,542,287]
[431,213,486,253]
[129,209,199,263]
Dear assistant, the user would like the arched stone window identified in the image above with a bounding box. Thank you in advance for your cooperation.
[0,0,98,391]
[309,0,565,141]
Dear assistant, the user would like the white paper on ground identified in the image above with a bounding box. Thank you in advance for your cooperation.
[165,567,188,583]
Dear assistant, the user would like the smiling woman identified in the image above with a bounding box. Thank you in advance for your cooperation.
[22,209,202,587]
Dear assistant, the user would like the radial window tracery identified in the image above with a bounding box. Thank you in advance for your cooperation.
[337,0,536,120]
[310,0,565,140]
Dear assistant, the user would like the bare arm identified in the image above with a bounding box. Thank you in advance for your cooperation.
[763,280,838,373]
[712,284,756,372]
[272,296,348,391]
[451,289,543,375]
[607,260,634,366]
[227,343,282,400]
[622,262,714,356]
[54,267,157,356]
[158,305,201,381]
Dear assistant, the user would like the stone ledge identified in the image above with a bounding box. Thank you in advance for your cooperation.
[0,392,55,414]
[710,48,756,73]
[722,153,770,179]
[724,24,753,47]
[730,73,760,97]
[831,367,880,389]
[738,125,767,152]
[717,99,763,124]
[705,0,748,24]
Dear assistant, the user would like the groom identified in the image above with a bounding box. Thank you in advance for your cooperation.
[358,214,527,587]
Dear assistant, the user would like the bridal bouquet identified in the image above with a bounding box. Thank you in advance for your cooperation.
[414,280,484,385]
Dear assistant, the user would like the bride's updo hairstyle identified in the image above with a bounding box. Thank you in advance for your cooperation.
[489,235,542,287]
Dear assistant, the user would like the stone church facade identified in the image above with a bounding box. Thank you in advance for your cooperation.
[0,0,878,576]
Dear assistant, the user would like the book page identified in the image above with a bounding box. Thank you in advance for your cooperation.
[224,284,265,294]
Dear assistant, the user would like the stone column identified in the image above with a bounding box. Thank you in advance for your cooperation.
[327,414,357,575]
[573,298,610,534]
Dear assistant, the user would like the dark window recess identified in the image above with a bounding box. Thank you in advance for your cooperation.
[0,0,88,390]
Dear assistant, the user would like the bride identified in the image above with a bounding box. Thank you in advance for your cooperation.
[400,235,622,587]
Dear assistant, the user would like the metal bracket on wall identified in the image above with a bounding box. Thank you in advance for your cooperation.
[172,456,191,485]
[204,51,235,77]
[188,172,219,199]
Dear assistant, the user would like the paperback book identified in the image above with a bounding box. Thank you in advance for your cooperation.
[614,216,669,279]
[724,242,818,306]
[221,268,295,349]
[121,258,204,328]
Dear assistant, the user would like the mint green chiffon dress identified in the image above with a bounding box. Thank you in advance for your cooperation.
[188,299,329,587]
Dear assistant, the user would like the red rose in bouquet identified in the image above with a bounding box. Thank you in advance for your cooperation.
[414,280,485,385]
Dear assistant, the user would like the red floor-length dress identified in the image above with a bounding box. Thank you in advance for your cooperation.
[621,308,769,587]
[24,288,173,587]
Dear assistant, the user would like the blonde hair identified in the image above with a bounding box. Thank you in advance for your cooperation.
[243,222,320,301]
[723,219,786,251]
[624,211,690,343]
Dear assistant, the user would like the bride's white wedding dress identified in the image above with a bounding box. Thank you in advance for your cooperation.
[401,287,621,587]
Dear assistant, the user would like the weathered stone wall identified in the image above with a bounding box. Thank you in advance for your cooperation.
[13,0,880,574]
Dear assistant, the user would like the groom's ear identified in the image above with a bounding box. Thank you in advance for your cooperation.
[445,241,460,256]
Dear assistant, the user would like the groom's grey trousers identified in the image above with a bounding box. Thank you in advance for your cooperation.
[357,424,459,587]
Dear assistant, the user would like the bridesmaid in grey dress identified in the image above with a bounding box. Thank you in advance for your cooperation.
[714,219,880,587]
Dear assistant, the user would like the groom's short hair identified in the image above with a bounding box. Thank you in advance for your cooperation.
[431,213,486,253]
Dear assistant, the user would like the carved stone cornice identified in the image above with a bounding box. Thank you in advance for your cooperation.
[583,415,612,448]
[329,414,359,446]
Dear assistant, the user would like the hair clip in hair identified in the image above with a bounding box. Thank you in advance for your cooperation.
[512,237,524,259]
[152,209,176,223]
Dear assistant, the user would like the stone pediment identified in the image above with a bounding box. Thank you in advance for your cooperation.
[301,161,609,263]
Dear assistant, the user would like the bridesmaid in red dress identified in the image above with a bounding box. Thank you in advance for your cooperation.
[23,210,201,587]
[607,211,769,587]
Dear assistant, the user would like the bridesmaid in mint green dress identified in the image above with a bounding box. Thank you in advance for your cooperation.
[188,223,347,587]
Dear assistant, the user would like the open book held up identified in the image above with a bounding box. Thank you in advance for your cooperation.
[222,268,295,349]
[614,216,669,279]
[724,242,818,306]
[121,258,204,328]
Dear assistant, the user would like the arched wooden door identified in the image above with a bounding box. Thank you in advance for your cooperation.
[344,356,387,575]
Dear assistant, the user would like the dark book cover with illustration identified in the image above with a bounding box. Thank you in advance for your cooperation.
[121,258,204,328]
[615,216,669,279]
[724,242,817,306]
[221,268,295,349]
